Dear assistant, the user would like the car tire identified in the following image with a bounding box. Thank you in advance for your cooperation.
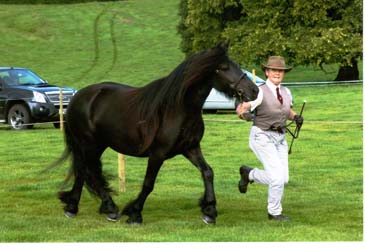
[8,104,33,130]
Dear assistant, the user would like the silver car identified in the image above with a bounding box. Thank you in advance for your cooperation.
[203,69,265,112]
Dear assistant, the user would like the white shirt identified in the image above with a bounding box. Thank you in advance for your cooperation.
[249,79,293,111]
[248,87,263,112]
[266,79,281,97]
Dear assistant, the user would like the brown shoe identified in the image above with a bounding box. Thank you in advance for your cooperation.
[268,214,289,221]
[238,166,253,193]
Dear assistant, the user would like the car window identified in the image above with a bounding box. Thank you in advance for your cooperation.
[0,72,12,85]
[0,72,10,79]
[0,69,46,85]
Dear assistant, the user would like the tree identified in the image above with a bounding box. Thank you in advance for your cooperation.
[178,0,362,80]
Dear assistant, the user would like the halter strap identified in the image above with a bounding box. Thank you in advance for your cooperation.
[215,70,247,102]
[230,73,246,90]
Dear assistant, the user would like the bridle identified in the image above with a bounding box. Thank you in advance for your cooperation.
[229,72,246,91]
[215,69,247,102]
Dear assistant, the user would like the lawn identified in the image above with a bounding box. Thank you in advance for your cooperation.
[0,84,362,242]
[0,0,363,245]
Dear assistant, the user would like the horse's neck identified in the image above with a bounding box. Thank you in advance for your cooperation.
[185,82,213,109]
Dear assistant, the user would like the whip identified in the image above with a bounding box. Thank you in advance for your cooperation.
[288,100,306,154]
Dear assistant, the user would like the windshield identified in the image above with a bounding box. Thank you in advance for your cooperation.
[0,69,47,86]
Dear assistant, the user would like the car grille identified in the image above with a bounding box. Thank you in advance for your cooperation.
[45,91,74,106]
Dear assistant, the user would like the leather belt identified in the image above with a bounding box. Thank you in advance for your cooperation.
[267,126,285,134]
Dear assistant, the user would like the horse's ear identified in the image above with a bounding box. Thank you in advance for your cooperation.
[216,42,230,53]
[208,43,229,56]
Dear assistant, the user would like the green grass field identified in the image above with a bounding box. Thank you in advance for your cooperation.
[0,0,363,243]
[0,83,362,242]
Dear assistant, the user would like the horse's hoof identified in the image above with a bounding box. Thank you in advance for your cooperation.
[126,221,142,226]
[106,212,121,222]
[126,217,143,225]
[202,215,216,225]
[64,211,76,218]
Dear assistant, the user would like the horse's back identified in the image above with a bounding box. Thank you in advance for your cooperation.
[77,82,134,94]
[67,82,129,129]
[69,81,133,114]
[66,82,144,154]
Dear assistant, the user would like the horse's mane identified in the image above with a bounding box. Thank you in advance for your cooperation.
[135,46,227,117]
[126,46,229,153]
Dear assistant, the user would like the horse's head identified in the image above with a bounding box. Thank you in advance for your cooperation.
[213,58,259,102]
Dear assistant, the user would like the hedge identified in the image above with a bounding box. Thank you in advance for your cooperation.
[0,0,122,4]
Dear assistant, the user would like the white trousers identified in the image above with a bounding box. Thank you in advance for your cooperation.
[248,126,289,216]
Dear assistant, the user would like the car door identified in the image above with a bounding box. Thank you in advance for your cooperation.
[0,79,6,121]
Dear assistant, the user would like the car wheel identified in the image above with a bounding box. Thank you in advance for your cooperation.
[8,104,33,130]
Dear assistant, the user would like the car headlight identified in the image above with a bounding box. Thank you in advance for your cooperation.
[33,91,47,103]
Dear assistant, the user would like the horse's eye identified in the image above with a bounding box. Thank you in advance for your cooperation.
[219,64,229,71]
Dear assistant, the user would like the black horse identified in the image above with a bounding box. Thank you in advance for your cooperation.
[53,46,259,224]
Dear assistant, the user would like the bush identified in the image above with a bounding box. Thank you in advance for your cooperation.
[0,0,122,4]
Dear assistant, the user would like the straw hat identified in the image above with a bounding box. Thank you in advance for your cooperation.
[261,56,292,72]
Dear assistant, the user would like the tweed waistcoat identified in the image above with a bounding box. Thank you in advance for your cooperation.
[253,84,291,131]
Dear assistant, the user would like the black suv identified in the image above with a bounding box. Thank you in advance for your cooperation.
[0,67,77,129]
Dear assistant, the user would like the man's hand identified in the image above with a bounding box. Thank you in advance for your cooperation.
[293,114,304,128]
[236,102,253,121]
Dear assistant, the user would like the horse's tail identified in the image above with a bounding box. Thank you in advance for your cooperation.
[43,125,74,185]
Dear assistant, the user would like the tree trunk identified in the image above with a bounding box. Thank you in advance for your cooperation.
[334,57,359,81]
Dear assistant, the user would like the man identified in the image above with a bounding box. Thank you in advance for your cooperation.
[236,56,303,221]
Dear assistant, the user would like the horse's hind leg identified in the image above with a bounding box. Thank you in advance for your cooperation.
[82,146,120,221]
[59,153,85,218]
[59,175,83,218]
[59,144,119,221]
[91,160,121,222]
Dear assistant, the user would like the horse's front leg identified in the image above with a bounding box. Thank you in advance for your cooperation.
[122,156,164,224]
[184,146,217,224]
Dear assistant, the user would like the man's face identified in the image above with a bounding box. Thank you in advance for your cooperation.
[266,69,285,85]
